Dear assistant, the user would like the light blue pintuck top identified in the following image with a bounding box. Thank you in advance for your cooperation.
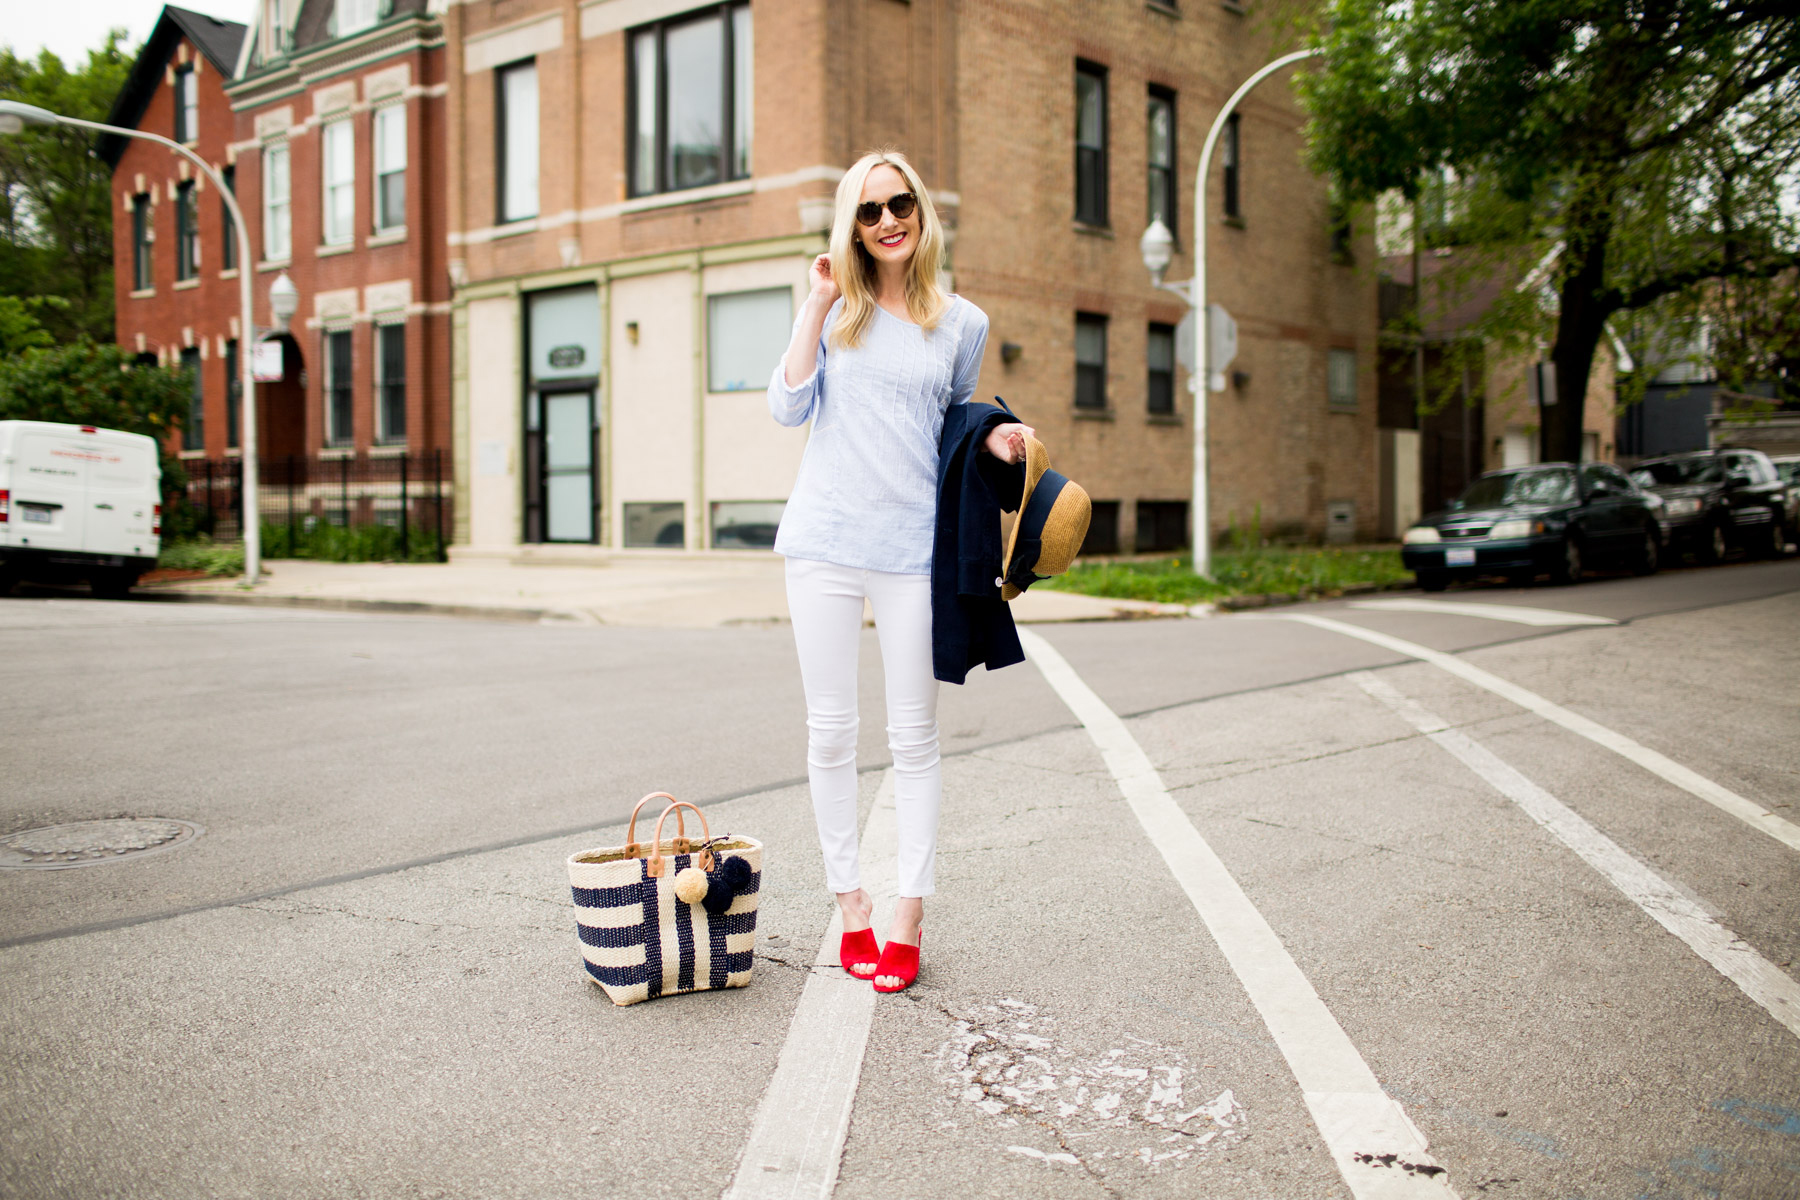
[768,295,989,575]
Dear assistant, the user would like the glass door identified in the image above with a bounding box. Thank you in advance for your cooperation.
[538,388,596,542]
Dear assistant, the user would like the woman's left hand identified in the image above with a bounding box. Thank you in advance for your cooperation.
[984,422,1035,464]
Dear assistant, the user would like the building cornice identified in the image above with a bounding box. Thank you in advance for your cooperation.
[452,232,828,302]
[227,15,441,104]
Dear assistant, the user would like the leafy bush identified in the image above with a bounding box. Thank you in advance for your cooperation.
[0,340,189,437]
[1041,547,1409,605]
[261,520,441,563]
[157,536,244,577]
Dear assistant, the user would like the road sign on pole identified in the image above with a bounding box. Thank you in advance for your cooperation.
[1207,304,1238,393]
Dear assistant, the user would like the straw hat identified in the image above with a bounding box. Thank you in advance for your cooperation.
[1000,434,1092,601]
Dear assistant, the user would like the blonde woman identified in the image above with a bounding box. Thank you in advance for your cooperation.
[769,150,1032,992]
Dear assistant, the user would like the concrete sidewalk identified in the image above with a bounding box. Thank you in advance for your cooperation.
[146,550,1195,626]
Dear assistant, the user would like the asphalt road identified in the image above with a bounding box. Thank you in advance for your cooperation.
[1,558,1795,1199]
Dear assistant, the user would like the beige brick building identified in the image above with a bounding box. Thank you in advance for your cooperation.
[444,0,1378,555]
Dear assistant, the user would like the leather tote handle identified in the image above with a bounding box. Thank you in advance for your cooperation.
[624,792,683,855]
[646,801,714,877]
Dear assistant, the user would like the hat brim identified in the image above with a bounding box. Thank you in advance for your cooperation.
[1001,434,1050,598]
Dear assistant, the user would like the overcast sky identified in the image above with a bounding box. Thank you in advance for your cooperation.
[5,1,257,67]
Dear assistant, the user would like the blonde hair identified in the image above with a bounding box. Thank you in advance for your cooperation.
[827,150,951,351]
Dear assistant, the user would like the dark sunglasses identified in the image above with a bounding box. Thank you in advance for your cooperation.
[856,192,918,227]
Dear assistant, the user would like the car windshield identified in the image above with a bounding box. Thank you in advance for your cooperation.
[1454,469,1576,509]
[1775,460,1800,484]
[1630,456,1722,487]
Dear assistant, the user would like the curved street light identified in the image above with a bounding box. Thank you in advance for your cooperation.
[0,98,264,584]
[1140,47,1324,580]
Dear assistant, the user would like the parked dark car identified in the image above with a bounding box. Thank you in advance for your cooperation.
[1402,462,1662,591]
[1627,449,1791,561]
[1769,455,1800,540]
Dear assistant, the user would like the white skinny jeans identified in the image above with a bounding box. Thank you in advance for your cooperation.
[784,557,941,898]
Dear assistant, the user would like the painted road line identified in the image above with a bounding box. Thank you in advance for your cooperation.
[724,771,897,1200]
[1348,598,1618,626]
[1018,628,1459,1199]
[1351,671,1800,1041]
[1276,614,1800,854]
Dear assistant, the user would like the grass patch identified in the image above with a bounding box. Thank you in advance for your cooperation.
[157,536,245,577]
[260,520,443,563]
[1040,545,1410,605]
[155,521,443,577]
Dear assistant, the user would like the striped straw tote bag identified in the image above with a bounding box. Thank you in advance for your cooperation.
[567,793,763,1006]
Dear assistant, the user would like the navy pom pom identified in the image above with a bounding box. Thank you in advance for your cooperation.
[720,855,752,890]
[701,855,752,914]
[701,877,733,914]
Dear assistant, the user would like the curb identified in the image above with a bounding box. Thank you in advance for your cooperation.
[1214,579,1415,612]
[145,588,590,624]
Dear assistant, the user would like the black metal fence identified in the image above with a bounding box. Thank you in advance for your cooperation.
[178,451,451,562]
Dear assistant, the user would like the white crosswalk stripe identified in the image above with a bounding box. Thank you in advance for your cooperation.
[724,772,897,1200]
[1019,628,1460,1199]
[1348,598,1619,626]
[1352,670,1800,1041]
[1275,613,1800,853]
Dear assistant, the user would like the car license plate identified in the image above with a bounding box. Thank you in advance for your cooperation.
[1447,547,1476,567]
[21,506,53,524]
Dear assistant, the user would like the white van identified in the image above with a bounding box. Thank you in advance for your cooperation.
[0,420,162,598]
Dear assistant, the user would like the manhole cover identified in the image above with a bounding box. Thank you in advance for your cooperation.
[0,819,202,870]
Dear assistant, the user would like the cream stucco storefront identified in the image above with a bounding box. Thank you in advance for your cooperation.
[452,237,819,553]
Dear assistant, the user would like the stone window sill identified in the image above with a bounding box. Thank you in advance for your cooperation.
[179,449,207,460]
[1073,407,1114,421]
[317,241,356,258]
[1147,0,1181,14]
[219,268,239,280]
[130,288,155,300]
[257,258,292,273]
[367,226,408,247]
[621,178,754,216]
[319,446,355,459]
[1073,221,1114,238]
[370,443,408,457]
[174,278,200,291]
[1222,215,1246,229]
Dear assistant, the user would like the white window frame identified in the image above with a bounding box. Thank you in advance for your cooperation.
[262,142,291,262]
[374,320,407,444]
[373,103,407,233]
[706,287,791,392]
[175,67,198,144]
[321,119,355,246]
[324,326,355,448]
[334,0,382,37]
[496,60,540,223]
[1327,348,1358,412]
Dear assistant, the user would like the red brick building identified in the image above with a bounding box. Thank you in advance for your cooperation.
[106,2,452,508]
[102,6,250,457]
[442,0,1380,556]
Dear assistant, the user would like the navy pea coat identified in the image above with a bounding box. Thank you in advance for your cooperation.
[932,402,1025,684]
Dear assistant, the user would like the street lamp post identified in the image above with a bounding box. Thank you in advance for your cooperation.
[1138,47,1324,581]
[0,99,264,584]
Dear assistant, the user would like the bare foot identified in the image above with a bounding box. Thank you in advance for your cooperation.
[875,896,923,990]
[837,889,876,976]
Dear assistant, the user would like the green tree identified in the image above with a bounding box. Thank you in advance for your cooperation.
[0,295,61,356]
[0,341,189,441]
[0,33,133,345]
[1299,0,1800,461]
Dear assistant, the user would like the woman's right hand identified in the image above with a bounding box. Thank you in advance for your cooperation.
[809,253,841,306]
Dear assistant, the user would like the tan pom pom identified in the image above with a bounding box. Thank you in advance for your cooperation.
[673,866,710,905]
